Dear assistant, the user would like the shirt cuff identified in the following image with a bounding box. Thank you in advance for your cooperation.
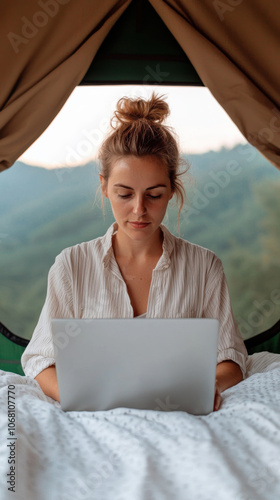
[21,356,56,380]
[217,348,247,379]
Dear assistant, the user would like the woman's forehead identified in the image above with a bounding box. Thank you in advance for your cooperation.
[110,155,169,180]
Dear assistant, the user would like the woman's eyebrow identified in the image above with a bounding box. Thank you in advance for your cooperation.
[113,183,167,190]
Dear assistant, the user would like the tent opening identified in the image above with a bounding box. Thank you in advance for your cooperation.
[80,0,203,86]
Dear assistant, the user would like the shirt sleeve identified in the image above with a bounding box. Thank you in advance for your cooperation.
[21,251,74,379]
[203,255,248,378]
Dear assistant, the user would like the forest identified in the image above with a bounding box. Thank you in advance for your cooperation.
[0,143,279,341]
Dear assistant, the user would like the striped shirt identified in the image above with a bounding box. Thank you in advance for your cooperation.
[21,222,248,379]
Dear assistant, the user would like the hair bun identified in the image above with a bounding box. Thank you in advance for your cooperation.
[112,92,169,128]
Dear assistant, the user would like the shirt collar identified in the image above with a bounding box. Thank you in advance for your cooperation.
[156,223,175,270]
[102,222,118,268]
[102,222,175,270]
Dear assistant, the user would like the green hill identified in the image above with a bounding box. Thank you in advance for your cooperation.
[0,144,279,340]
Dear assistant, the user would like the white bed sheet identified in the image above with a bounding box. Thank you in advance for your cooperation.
[1,352,280,500]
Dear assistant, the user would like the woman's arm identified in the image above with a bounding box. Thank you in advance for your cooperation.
[35,365,60,402]
[21,247,78,407]
[213,360,243,411]
[35,361,242,408]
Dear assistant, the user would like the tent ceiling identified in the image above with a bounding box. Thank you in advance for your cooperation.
[80,0,203,86]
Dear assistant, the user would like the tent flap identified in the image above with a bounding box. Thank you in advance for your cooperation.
[0,0,280,170]
[0,0,132,171]
[149,0,280,170]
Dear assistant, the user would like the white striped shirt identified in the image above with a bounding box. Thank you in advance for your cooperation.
[21,222,248,378]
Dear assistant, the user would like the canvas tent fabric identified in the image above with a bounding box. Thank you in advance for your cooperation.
[0,0,132,171]
[150,0,280,170]
[0,0,280,172]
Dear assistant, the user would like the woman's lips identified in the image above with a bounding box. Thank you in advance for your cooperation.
[129,221,150,229]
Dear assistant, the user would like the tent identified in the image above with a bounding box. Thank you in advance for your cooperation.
[0,0,280,374]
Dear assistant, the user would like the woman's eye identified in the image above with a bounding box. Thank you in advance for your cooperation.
[117,194,162,199]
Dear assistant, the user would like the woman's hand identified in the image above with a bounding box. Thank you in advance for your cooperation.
[213,360,243,411]
[213,380,222,411]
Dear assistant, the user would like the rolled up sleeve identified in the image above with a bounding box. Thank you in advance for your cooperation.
[203,256,248,378]
[21,251,74,379]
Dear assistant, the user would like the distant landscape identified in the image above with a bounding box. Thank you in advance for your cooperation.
[0,143,279,340]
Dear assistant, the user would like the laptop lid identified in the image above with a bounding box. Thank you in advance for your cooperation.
[52,318,219,415]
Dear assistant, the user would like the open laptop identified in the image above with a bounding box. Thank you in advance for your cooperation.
[51,318,219,415]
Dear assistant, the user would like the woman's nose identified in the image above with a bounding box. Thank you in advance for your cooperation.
[132,196,146,215]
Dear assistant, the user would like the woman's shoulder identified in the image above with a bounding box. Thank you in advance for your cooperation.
[163,225,221,265]
[174,236,224,280]
[180,237,220,262]
[52,232,110,269]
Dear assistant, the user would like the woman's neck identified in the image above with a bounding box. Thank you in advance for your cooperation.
[112,226,163,262]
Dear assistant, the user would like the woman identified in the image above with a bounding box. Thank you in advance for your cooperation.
[21,93,248,411]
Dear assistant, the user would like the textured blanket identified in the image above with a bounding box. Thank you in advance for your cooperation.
[1,352,280,500]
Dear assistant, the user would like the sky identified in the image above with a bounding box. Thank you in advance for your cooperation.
[20,85,247,169]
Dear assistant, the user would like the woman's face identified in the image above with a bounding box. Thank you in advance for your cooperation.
[100,155,174,243]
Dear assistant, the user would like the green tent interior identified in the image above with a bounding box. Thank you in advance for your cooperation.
[0,0,279,376]
[81,0,203,86]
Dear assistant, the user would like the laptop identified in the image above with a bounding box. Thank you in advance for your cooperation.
[51,318,219,415]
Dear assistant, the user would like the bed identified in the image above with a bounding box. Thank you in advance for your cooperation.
[1,350,280,500]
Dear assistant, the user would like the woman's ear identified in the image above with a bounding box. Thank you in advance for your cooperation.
[99,175,108,198]
[169,190,174,200]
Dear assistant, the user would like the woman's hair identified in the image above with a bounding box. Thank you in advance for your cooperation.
[98,92,189,221]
